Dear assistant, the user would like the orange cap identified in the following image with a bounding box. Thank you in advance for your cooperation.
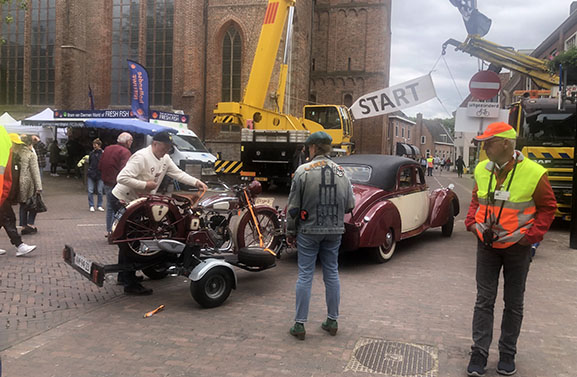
[474,122,517,141]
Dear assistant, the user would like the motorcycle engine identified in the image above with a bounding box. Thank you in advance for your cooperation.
[206,214,230,249]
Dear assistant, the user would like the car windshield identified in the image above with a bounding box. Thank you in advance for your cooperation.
[172,134,209,152]
[521,111,576,146]
[340,164,372,183]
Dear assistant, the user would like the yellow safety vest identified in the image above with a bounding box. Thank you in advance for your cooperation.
[474,153,546,248]
[426,157,433,168]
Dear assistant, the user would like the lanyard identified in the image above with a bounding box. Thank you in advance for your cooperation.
[484,154,519,226]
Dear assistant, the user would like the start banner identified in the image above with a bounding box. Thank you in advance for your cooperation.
[350,74,436,120]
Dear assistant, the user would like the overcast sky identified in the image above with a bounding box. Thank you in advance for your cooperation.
[390,0,574,119]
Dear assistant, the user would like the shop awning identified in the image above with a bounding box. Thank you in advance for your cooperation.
[396,142,420,156]
[84,118,177,136]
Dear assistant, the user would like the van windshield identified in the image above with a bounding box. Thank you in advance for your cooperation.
[172,135,209,152]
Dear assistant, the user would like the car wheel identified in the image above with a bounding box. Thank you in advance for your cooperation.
[372,228,396,264]
[441,202,455,237]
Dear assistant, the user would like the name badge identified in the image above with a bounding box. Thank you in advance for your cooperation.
[494,190,510,201]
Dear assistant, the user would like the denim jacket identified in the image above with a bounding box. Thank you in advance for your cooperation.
[287,155,355,235]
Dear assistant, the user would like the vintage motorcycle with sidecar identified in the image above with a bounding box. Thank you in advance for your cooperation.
[63,181,283,308]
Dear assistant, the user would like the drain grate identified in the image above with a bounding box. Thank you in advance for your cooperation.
[345,337,438,376]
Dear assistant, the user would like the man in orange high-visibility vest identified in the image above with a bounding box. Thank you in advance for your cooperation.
[464,122,556,376]
[426,155,433,176]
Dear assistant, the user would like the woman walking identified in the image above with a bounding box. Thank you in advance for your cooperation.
[18,135,43,234]
[87,138,104,212]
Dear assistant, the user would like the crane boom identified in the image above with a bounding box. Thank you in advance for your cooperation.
[243,0,295,108]
[442,35,559,89]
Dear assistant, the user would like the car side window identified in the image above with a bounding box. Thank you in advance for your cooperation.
[399,167,413,188]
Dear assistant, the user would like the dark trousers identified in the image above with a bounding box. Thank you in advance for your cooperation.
[472,241,532,357]
[0,203,22,247]
[19,203,37,227]
[110,194,138,285]
[427,167,433,176]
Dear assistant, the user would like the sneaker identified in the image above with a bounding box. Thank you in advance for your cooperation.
[321,318,338,336]
[16,243,37,257]
[289,322,306,340]
[497,353,516,375]
[467,350,487,376]
[97,206,105,212]
[89,206,95,212]
[124,283,153,295]
[0,249,6,255]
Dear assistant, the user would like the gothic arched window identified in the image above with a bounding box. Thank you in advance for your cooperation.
[222,26,241,102]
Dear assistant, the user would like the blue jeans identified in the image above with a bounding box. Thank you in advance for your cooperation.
[19,203,37,226]
[87,177,104,208]
[472,241,532,357]
[104,185,117,233]
[295,233,342,323]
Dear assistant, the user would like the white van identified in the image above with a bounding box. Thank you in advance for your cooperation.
[145,128,216,180]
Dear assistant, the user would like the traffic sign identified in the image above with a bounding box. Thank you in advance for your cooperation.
[469,70,501,100]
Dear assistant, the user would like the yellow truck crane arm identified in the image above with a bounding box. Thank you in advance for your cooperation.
[442,35,559,89]
[243,0,294,109]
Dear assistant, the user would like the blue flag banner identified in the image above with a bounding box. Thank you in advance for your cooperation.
[127,60,150,121]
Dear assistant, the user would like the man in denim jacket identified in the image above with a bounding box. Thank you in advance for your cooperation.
[286,131,355,340]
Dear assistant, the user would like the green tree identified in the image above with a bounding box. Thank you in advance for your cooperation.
[548,47,577,84]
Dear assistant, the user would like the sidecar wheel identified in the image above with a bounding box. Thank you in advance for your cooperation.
[190,267,233,308]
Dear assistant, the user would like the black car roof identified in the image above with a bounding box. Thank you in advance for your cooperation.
[333,154,418,190]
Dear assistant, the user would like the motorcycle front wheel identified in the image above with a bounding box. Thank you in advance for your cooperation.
[236,207,281,252]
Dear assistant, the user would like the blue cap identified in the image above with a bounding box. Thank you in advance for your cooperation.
[305,131,332,145]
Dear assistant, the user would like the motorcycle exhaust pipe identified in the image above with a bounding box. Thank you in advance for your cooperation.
[157,239,186,254]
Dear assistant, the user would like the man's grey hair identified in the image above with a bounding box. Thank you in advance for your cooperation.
[315,143,332,156]
[117,132,133,144]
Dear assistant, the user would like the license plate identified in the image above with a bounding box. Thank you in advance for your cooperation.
[74,253,93,274]
[255,177,268,182]
[255,197,274,207]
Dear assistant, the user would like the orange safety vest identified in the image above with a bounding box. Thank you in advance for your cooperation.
[474,152,546,249]
[0,126,13,207]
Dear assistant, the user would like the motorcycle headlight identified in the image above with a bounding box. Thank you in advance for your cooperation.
[248,181,262,197]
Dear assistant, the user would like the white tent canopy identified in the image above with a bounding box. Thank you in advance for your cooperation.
[0,112,20,126]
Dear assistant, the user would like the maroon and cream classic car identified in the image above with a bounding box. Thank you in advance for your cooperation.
[334,154,459,263]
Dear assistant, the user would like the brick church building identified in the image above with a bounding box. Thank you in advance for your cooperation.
[0,0,391,153]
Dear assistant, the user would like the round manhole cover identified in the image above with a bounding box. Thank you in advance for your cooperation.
[348,338,437,376]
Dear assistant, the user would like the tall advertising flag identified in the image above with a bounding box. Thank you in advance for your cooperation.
[127,60,150,121]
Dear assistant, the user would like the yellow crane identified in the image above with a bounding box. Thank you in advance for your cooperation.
[213,0,353,184]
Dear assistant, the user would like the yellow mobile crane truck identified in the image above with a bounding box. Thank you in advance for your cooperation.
[213,0,353,185]
[443,35,574,219]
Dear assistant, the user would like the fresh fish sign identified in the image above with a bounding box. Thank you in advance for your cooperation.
[350,74,437,120]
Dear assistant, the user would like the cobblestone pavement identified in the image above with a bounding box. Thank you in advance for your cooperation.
[1,172,576,377]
